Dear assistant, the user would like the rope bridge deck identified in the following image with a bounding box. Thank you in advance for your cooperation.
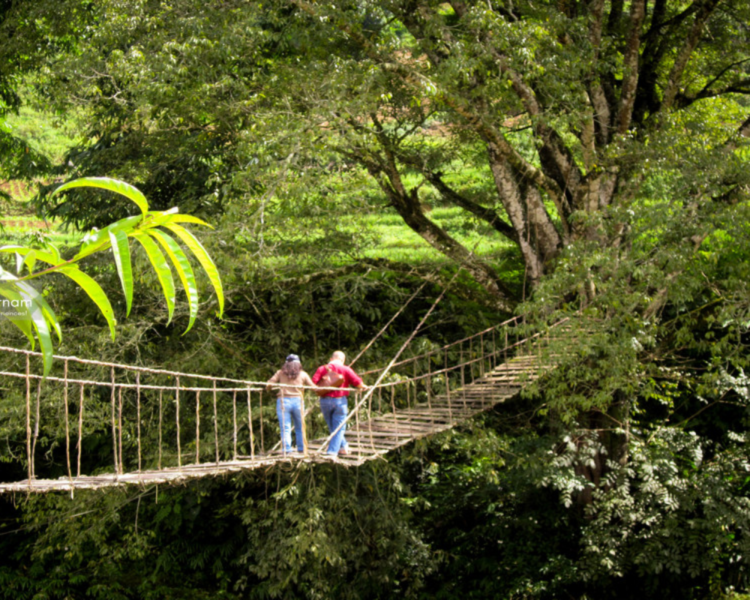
[0,317,567,493]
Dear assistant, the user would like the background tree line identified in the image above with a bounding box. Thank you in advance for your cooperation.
[0,0,749,597]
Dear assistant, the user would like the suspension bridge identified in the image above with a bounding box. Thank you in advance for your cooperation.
[0,316,568,494]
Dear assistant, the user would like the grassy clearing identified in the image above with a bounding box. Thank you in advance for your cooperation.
[0,183,80,247]
[1,101,83,247]
[4,104,81,163]
[353,205,514,264]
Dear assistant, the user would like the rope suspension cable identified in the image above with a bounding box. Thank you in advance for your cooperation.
[267,281,429,455]
[318,267,465,454]
[349,281,427,367]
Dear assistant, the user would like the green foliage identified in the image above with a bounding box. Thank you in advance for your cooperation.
[0,464,433,600]
[0,0,748,598]
[0,177,224,373]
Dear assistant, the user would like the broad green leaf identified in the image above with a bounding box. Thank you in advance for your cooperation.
[53,177,149,216]
[162,214,213,229]
[58,266,117,340]
[108,228,133,316]
[163,223,224,317]
[15,250,38,276]
[15,280,62,343]
[74,215,143,261]
[44,243,61,264]
[150,230,199,333]
[24,251,37,275]
[132,231,176,324]
[0,286,35,348]
[74,228,111,260]
[0,245,59,266]
[25,294,53,376]
[141,207,179,228]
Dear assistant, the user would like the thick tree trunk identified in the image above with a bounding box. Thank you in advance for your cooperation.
[359,147,518,310]
[487,143,562,288]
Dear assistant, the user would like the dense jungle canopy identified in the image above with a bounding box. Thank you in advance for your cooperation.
[0,0,749,598]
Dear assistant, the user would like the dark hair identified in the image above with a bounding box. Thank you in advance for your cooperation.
[282,357,301,378]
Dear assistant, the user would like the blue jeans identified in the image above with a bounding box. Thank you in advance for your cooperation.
[277,397,304,453]
[319,396,349,455]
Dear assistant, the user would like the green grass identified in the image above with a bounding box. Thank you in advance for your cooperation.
[351,205,515,264]
[4,104,81,163]
[0,185,82,247]
[1,98,83,247]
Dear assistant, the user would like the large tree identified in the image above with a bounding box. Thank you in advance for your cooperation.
[3,0,748,309]
[271,0,750,308]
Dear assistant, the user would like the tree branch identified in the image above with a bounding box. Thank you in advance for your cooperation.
[616,0,647,133]
[662,0,722,111]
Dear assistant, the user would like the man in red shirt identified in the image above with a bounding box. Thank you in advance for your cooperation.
[312,350,367,456]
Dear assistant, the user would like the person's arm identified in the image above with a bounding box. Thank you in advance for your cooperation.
[346,366,366,390]
[311,366,324,385]
[302,373,315,391]
[265,370,281,392]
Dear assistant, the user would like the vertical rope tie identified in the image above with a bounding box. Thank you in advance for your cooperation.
[470,337,474,381]
[232,391,238,461]
[77,384,85,478]
[426,357,432,412]
[136,373,142,472]
[64,360,72,483]
[354,390,361,459]
[368,390,375,454]
[480,333,485,377]
[158,390,163,470]
[391,386,397,429]
[300,393,308,456]
[504,328,508,365]
[111,367,118,475]
[175,377,181,469]
[259,392,265,454]
[445,350,453,424]
[25,355,31,487]
[213,381,219,465]
[406,375,411,409]
[195,390,201,465]
[247,389,255,460]
[31,379,42,479]
[118,387,124,474]
[460,342,467,411]
[279,396,285,456]
[492,328,497,371]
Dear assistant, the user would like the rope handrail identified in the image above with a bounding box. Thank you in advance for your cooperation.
[364,322,567,387]
[0,345,260,386]
[0,317,570,397]
[0,370,264,393]
[359,314,523,375]
[317,268,465,453]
